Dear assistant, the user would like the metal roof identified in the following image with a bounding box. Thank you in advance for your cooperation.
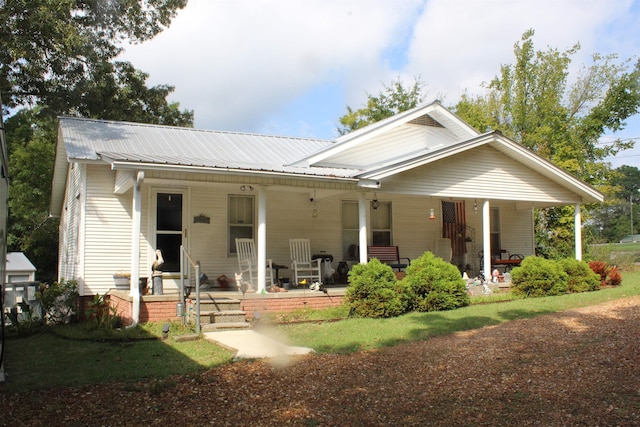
[53,108,604,208]
[6,252,36,272]
[58,117,359,178]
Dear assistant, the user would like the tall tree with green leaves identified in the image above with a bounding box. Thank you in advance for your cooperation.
[1,0,193,283]
[337,77,425,135]
[1,0,188,113]
[455,29,640,257]
[587,165,640,243]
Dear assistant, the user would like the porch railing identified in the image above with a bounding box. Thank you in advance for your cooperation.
[180,245,201,334]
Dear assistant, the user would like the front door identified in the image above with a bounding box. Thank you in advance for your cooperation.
[441,200,467,270]
[154,190,187,273]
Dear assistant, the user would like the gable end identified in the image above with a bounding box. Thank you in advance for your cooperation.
[408,114,444,128]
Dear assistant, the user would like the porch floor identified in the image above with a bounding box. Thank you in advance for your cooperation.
[183,283,348,301]
[111,283,348,302]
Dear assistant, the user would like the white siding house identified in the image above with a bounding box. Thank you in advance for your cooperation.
[50,101,604,324]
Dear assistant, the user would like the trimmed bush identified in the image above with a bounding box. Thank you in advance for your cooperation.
[402,251,469,312]
[606,266,622,286]
[589,260,623,287]
[558,258,600,293]
[345,258,408,318]
[510,256,568,297]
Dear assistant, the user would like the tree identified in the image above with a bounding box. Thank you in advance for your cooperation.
[587,165,640,243]
[454,29,640,257]
[1,1,193,283]
[337,77,425,135]
[72,60,194,126]
[0,0,188,113]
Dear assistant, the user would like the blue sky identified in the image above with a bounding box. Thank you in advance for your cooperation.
[120,0,640,168]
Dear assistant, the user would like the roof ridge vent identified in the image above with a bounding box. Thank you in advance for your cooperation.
[408,114,444,128]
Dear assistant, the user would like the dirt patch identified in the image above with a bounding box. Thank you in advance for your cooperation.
[2,296,639,426]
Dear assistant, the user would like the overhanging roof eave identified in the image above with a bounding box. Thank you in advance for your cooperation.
[358,132,604,204]
[108,160,360,183]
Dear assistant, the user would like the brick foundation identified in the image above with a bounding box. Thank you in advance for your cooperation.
[240,293,343,319]
[107,291,183,325]
[106,289,346,325]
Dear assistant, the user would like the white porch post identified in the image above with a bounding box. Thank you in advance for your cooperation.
[574,203,582,261]
[256,186,267,292]
[358,192,368,264]
[130,171,144,327]
[482,199,492,280]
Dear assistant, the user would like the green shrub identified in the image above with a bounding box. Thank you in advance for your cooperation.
[402,251,469,312]
[345,258,408,318]
[36,279,79,324]
[558,258,600,293]
[510,256,568,297]
[86,293,123,331]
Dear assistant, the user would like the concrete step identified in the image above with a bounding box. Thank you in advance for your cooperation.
[188,298,242,312]
[201,322,251,333]
[197,309,247,325]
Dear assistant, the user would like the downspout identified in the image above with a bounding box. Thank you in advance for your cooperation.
[358,193,368,264]
[130,171,144,326]
[257,186,267,293]
[574,203,582,261]
[482,200,491,281]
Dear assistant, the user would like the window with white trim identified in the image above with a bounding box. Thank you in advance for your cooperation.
[155,192,184,273]
[341,200,393,260]
[228,194,254,255]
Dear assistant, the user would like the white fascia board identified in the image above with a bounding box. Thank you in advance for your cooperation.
[361,132,604,203]
[108,160,359,184]
[360,133,491,180]
[490,136,604,202]
[301,102,442,167]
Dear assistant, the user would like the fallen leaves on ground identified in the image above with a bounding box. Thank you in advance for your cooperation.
[2,296,640,426]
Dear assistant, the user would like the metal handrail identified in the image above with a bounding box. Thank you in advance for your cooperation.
[180,245,201,334]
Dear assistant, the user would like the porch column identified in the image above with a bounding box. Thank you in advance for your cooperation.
[574,203,582,261]
[256,186,267,292]
[358,192,368,264]
[130,171,144,326]
[482,199,492,281]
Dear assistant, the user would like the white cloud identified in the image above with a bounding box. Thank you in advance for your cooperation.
[121,0,424,132]
[120,0,640,168]
[406,0,636,103]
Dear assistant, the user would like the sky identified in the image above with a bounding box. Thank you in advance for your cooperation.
[119,0,640,169]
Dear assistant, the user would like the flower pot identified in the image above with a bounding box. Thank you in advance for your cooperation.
[113,274,130,289]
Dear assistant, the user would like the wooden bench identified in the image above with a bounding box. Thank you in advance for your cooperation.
[367,246,411,271]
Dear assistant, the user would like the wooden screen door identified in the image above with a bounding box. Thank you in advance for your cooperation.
[441,200,467,269]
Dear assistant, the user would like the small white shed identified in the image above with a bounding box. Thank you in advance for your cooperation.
[5,252,36,283]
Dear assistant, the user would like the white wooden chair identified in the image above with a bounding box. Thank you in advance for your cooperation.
[289,238,322,286]
[235,238,274,290]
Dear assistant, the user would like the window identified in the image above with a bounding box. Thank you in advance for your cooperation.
[490,207,501,256]
[371,201,392,246]
[341,199,393,260]
[342,201,359,260]
[8,275,29,283]
[155,192,184,272]
[229,194,254,255]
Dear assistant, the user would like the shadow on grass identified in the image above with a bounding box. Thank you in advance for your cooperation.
[1,323,234,393]
[297,303,559,354]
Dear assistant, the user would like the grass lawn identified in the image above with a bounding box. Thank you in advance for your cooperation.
[1,322,234,393]
[279,271,640,353]
[2,271,639,393]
